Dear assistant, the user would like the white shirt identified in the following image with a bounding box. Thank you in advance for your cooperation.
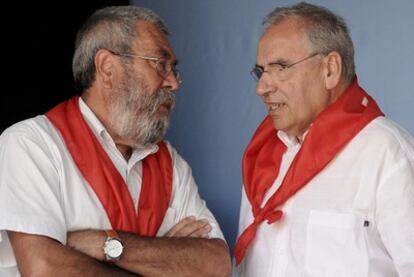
[0,98,224,277]
[235,117,414,277]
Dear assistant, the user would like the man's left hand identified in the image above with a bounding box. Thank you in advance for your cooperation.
[164,216,212,238]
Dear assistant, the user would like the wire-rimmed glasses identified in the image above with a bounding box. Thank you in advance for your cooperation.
[250,52,321,82]
[108,49,181,83]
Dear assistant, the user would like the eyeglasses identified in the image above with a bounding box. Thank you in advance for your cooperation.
[250,52,320,82]
[108,50,181,83]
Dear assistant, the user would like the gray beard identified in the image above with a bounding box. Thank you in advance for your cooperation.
[107,73,176,148]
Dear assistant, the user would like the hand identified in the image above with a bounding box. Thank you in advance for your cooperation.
[67,230,106,261]
[164,216,212,238]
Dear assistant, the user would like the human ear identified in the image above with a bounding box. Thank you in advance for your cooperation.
[94,49,116,89]
[322,51,342,90]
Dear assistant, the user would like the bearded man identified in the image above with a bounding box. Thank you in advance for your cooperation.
[0,6,230,277]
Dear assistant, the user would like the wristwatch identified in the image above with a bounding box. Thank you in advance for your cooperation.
[103,230,124,261]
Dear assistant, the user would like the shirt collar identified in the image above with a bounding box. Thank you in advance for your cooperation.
[277,128,310,148]
[78,97,106,138]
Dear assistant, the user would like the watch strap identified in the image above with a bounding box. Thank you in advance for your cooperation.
[105,229,120,239]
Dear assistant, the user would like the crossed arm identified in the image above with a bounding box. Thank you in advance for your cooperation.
[8,217,231,277]
[8,231,135,277]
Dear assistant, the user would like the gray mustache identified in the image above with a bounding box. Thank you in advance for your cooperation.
[149,89,176,114]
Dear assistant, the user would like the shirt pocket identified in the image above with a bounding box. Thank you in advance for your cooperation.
[305,210,369,277]
[155,207,177,237]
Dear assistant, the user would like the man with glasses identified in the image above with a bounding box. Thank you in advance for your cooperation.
[0,6,230,276]
[234,2,414,276]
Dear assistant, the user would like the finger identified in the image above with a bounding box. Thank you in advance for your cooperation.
[174,219,210,237]
[165,216,196,237]
[189,222,212,238]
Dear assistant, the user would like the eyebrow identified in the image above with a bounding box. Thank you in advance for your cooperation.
[268,58,289,66]
[254,57,288,68]
[158,48,171,59]
[155,48,179,65]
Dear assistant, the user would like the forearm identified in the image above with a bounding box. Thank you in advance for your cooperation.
[116,232,231,277]
[39,244,136,277]
[8,231,136,277]
[36,252,135,277]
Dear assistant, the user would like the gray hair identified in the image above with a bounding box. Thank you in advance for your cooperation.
[72,6,169,91]
[263,2,355,83]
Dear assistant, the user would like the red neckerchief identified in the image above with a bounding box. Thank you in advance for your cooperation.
[46,96,172,236]
[234,79,383,265]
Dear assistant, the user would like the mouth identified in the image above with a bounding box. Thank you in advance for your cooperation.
[267,102,286,112]
[157,101,172,114]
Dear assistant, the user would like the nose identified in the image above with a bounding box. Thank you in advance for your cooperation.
[255,73,273,97]
[162,71,180,92]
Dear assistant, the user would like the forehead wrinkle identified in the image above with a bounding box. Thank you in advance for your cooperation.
[134,21,176,62]
[258,19,311,67]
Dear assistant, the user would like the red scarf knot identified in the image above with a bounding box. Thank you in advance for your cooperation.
[265,210,283,224]
[253,213,265,224]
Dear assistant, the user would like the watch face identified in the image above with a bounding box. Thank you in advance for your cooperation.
[104,238,124,259]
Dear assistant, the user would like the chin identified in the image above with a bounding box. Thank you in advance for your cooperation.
[271,119,284,130]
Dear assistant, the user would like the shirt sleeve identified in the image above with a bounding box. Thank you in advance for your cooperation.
[158,142,225,241]
[376,146,414,277]
[0,123,67,250]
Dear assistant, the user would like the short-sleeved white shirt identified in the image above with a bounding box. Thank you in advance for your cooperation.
[0,98,224,276]
[234,117,414,277]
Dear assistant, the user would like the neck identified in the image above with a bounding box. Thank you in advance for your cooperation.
[295,135,304,144]
[115,142,133,161]
[283,126,308,145]
[290,132,306,145]
[328,79,351,105]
